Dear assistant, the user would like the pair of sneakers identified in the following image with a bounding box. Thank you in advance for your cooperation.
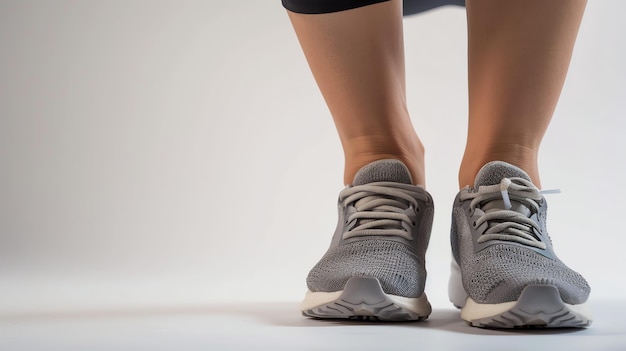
[300,159,592,328]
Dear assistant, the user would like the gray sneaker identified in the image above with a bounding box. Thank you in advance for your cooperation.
[449,161,592,328]
[301,159,433,321]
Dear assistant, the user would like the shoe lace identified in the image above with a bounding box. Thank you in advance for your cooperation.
[460,177,560,250]
[340,182,429,241]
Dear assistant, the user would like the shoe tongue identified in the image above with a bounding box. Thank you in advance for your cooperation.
[352,159,413,186]
[474,161,531,188]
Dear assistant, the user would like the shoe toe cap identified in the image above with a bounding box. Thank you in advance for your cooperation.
[306,239,426,298]
[463,245,590,305]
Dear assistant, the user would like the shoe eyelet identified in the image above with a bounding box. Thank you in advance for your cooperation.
[472,221,477,228]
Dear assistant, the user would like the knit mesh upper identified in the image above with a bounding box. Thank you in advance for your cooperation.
[306,238,426,298]
[305,159,432,299]
[461,243,590,304]
[452,161,591,305]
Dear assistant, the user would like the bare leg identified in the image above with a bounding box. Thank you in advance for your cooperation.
[459,0,587,188]
[287,0,425,185]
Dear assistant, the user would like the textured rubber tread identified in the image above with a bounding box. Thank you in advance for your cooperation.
[302,277,431,322]
[463,285,592,329]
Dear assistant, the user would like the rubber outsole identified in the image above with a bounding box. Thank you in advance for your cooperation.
[301,277,431,322]
[461,285,592,329]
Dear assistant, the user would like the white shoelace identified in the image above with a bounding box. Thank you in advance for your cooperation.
[340,182,429,241]
[460,177,559,250]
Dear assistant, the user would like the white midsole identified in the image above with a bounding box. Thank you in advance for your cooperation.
[448,259,467,308]
[301,290,432,316]
[449,259,593,322]
[300,290,343,311]
[461,297,593,321]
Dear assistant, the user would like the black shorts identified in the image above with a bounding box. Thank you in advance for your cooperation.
[282,0,465,16]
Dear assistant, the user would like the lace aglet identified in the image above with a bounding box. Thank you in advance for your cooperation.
[500,178,512,210]
[500,190,512,210]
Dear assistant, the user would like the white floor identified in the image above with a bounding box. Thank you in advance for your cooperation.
[2,300,625,351]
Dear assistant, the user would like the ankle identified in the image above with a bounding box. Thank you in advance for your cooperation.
[459,144,541,189]
[343,135,425,186]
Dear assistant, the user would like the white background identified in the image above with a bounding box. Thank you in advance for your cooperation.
[0,0,624,315]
